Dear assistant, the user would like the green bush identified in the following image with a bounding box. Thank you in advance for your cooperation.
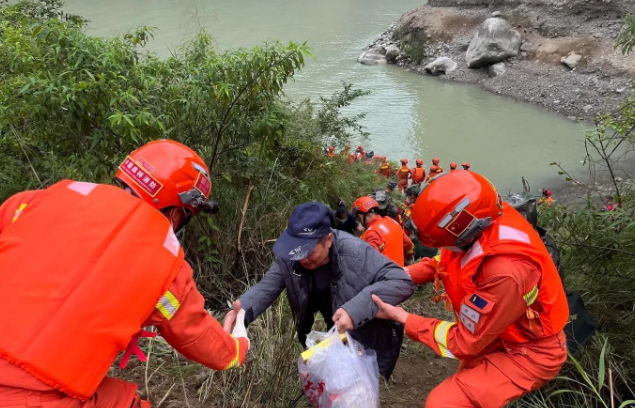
[393,25,427,64]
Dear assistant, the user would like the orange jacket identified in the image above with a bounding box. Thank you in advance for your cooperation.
[395,165,411,181]
[411,166,426,184]
[362,215,414,267]
[539,197,554,206]
[0,182,247,399]
[378,162,393,178]
[405,205,568,360]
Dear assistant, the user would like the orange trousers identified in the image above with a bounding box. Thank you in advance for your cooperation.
[425,333,567,408]
[397,179,409,194]
[0,378,150,408]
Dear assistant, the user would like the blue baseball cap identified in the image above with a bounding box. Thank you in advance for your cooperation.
[273,202,333,261]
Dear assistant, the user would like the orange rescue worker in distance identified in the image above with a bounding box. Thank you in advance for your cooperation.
[411,159,426,184]
[377,156,393,178]
[371,170,568,408]
[395,159,412,195]
[327,146,336,157]
[352,196,415,266]
[0,141,249,408]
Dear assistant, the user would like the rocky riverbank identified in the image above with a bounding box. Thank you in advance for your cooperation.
[359,0,635,121]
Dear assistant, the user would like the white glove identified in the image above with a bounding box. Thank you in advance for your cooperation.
[231,309,250,348]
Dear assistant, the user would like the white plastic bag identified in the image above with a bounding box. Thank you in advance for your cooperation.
[298,328,379,408]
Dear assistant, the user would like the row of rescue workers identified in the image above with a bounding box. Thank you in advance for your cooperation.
[0,140,570,408]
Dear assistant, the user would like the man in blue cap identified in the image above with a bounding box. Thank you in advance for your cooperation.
[223,202,414,378]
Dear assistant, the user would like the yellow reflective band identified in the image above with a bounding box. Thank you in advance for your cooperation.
[11,204,28,223]
[156,291,181,320]
[224,337,240,370]
[434,254,441,262]
[523,285,539,307]
[434,321,457,359]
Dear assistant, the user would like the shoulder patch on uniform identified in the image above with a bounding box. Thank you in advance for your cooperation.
[460,303,481,323]
[469,294,488,310]
[460,314,476,334]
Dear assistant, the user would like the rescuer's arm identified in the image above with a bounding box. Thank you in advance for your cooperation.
[0,190,40,233]
[405,257,438,285]
[149,262,249,370]
[403,231,415,264]
[404,255,541,360]
[363,229,384,252]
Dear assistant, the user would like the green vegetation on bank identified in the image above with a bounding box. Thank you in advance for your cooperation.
[2,1,635,407]
[0,2,378,405]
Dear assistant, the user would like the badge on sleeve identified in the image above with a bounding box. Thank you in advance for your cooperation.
[470,294,489,310]
[461,303,481,323]
[460,314,476,334]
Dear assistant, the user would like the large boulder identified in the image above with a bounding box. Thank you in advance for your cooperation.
[466,18,521,68]
[385,45,401,62]
[561,52,582,70]
[424,57,458,76]
[357,50,387,65]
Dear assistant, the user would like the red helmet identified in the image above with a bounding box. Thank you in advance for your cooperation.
[542,188,552,197]
[450,162,457,170]
[351,196,379,216]
[411,171,503,248]
[115,140,217,216]
[381,156,387,162]
[429,165,439,173]
[401,158,408,164]
[416,158,423,166]
[328,146,335,151]
[462,162,471,170]
[432,157,440,165]
[357,145,363,151]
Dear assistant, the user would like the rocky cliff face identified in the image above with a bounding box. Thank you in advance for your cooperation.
[360,0,635,120]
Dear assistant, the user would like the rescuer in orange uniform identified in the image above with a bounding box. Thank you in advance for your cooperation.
[431,157,444,173]
[0,141,249,408]
[351,196,415,266]
[539,188,554,206]
[426,165,441,182]
[327,146,336,157]
[411,159,426,184]
[371,170,568,408]
[341,144,355,164]
[377,156,393,178]
[354,145,365,162]
[396,159,412,195]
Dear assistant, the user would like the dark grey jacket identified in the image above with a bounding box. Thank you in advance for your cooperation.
[239,230,414,378]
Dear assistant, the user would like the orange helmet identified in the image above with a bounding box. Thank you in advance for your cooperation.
[328,146,335,151]
[462,162,471,170]
[115,140,218,216]
[411,171,503,248]
[450,162,457,170]
[401,158,408,165]
[429,165,439,173]
[351,196,380,216]
[416,158,423,166]
[432,157,440,165]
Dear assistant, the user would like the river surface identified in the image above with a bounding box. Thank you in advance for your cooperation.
[63,0,587,191]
